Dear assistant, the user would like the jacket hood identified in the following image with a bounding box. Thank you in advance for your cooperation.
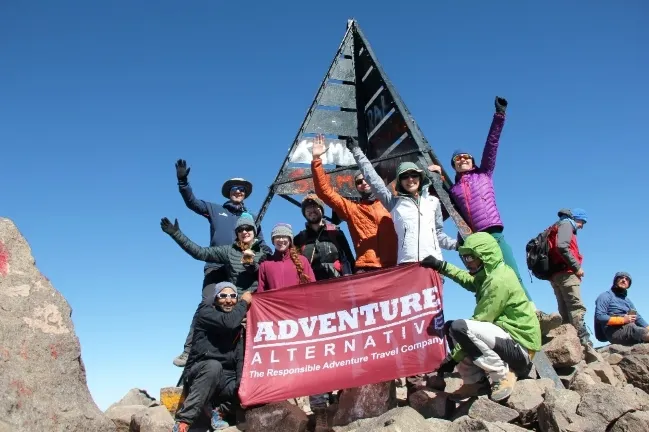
[395,161,430,195]
[458,232,504,273]
[613,271,632,288]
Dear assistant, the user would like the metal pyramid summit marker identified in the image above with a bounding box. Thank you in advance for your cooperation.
[256,19,471,239]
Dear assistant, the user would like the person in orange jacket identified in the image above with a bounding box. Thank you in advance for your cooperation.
[310,134,397,273]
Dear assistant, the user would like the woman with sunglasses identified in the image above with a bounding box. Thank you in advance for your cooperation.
[428,97,531,303]
[347,138,457,265]
[160,213,268,295]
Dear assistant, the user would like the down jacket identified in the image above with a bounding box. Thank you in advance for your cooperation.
[449,113,505,233]
[352,147,457,264]
[311,157,397,269]
[168,229,266,294]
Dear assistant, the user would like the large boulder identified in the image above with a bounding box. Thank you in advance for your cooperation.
[0,218,116,432]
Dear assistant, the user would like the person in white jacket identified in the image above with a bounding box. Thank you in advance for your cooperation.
[347,138,457,263]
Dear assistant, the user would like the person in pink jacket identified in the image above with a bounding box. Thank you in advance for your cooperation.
[257,223,315,291]
[256,223,331,431]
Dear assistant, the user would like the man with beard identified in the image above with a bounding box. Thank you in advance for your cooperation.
[310,134,397,273]
[172,282,251,432]
[595,272,649,345]
[173,159,271,367]
[294,194,356,280]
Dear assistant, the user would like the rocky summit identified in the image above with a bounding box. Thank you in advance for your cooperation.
[0,218,116,432]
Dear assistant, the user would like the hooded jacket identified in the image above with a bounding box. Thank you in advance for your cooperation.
[258,249,316,291]
[548,209,583,274]
[437,232,541,360]
[594,272,648,342]
[168,229,267,294]
[448,113,505,233]
[351,147,457,264]
[177,179,271,270]
[311,157,398,269]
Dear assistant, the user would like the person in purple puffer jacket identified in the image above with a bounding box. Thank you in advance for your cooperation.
[428,97,532,303]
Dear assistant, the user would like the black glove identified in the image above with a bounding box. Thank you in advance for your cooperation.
[420,255,445,272]
[345,137,359,151]
[160,217,180,235]
[437,354,458,374]
[495,97,508,114]
[175,159,191,181]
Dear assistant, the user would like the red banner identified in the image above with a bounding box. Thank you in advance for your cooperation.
[239,264,447,406]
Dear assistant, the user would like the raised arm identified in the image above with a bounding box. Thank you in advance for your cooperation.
[175,159,211,216]
[348,140,397,211]
[479,98,507,175]
[311,135,353,219]
[160,217,228,263]
[433,197,458,250]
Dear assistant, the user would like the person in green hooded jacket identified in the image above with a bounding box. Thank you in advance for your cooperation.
[421,232,541,402]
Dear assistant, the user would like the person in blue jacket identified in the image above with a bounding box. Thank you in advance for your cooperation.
[594,272,649,345]
[172,159,271,367]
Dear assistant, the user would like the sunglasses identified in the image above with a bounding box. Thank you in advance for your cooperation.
[399,172,420,180]
[355,178,367,185]
[618,276,630,282]
[218,293,238,299]
[236,226,254,233]
[453,154,472,163]
[460,254,477,264]
[230,186,246,193]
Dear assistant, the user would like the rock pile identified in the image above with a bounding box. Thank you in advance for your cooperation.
[0,218,116,432]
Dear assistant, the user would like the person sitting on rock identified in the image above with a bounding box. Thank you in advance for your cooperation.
[310,134,397,273]
[172,282,251,432]
[258,223,315,292]
[160,213,267,295]
[173,159,270,367]
[420,232,541,402]
[594,272,649,346]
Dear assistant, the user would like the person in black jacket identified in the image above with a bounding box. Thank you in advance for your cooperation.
[173,159,271,367]
[173,282,251,432]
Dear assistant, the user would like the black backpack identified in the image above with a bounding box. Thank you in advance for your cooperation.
[525,226,554,280]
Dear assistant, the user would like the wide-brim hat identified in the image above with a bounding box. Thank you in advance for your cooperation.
[222,178,253,199]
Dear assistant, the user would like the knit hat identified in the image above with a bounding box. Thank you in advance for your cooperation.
[210,282,237,304]
[221,178,253,199]
[451,149,475,169]
[570,208,588,223]
[301,193,325,217]
[235,212,257,235]
[271,223,293,241]
[613,272,632,288]
[353,170,363,180]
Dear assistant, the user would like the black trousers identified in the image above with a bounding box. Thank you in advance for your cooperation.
[175,359,237,424]
[183,267,228,353]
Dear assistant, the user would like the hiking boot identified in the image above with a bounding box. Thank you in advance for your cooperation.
[490,371,517,402]
[172,422,189,432]
[312,407,331,432]
[537,310,563,335]
[173,352,188,367]
[211,408,230,430]
[448,377,490,401]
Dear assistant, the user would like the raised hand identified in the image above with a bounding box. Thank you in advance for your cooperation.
[345,136,359,151]
[428,164,442,174]
[495,97,508,114]
[312,134,329,159]
[175,159,191,181]
[160,217,180,235]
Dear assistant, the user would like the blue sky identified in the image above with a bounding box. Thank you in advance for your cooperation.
[1,0,647,411]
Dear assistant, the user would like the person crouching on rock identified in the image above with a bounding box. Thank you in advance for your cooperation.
[420,232,541,402]
[594,272,649,346]
[173,282,252,432]
[160,213,267,296]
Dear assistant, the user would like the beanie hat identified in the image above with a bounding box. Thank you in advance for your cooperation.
[271,223,293,241]
[570,208,588,223]
[354,170,363,180]
[451,149,475,169]
[210,281,237,304]
[235,212,257,235]
[613,272,632,288]
[301,194,325,217]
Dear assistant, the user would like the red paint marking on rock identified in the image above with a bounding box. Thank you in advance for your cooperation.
[0,346,10,360]
[0,241,9,276]
[49,344,59,359]
[10,380,33,396]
